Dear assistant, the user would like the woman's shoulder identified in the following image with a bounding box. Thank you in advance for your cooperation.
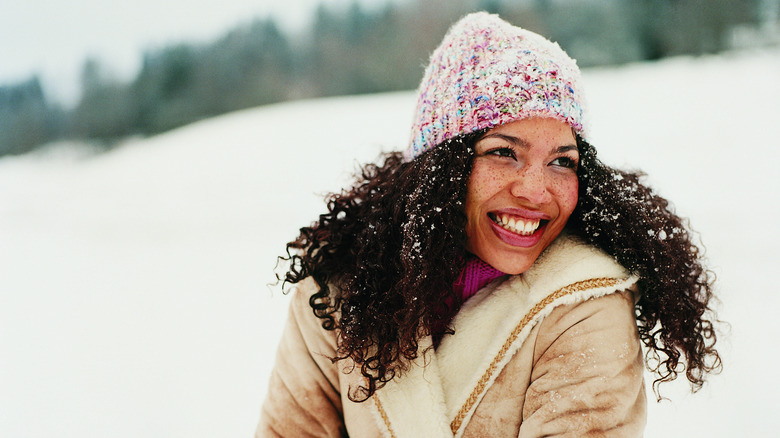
[282,277,340,351]
[432,235,644,435]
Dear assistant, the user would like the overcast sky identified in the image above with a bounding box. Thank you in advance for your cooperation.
[0,0,383,105]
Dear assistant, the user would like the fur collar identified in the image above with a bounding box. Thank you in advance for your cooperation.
[371,233,639,438]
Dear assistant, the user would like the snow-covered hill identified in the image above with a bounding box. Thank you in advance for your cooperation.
[2,49,779,437]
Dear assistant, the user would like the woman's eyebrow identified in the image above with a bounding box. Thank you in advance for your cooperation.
[554,145,578,154]
[479,133,530,148]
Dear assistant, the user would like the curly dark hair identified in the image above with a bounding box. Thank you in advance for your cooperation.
[277,133,721,402]
[569,139,722,397]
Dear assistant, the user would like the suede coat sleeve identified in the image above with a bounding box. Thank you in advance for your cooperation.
[257,279,346,438]
[517,291,646,437]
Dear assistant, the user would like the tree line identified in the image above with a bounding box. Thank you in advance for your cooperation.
[0,0,759,156]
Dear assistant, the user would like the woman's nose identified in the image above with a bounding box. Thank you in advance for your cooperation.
[509,166,551,204]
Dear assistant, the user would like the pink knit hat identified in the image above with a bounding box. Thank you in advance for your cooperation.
[406,12,588,159]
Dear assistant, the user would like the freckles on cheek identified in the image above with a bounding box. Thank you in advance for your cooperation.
[550,177,579,211]
[472,167,503,195]
[467,169,488,200]
[564,179,579,210]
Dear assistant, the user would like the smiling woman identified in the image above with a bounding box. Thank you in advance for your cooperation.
[257,12,721,437]
[466,118,580,275]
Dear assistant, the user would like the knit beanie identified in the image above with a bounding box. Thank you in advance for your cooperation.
[406,12,587,160]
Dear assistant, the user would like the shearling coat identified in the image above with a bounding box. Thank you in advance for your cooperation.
[257,235,647,437]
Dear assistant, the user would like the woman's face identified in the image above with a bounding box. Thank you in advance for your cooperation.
[465,117,579,275]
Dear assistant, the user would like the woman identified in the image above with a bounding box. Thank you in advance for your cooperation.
[257,12,720,437]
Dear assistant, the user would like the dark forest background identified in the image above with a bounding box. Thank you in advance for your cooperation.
[0,0,768,156]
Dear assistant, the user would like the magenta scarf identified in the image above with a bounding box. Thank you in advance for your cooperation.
[453,256,507,302]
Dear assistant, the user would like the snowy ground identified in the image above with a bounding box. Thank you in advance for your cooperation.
[1,49,779,437]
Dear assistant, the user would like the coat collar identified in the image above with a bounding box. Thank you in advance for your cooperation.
[372,233,638,438]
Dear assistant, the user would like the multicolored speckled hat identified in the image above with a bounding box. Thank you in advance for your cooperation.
[406,12,588,160]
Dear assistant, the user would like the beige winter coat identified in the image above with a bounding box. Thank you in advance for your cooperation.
[257,235,647,437]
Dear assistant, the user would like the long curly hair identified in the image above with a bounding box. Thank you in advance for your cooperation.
[278,133,721,402]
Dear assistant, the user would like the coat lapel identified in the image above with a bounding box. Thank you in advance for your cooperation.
[437,275,536,436]
[372,335,453,438]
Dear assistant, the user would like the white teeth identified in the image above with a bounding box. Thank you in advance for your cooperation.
[494,214,541,236]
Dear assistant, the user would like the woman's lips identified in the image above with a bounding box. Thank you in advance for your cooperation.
[488,212,548,247]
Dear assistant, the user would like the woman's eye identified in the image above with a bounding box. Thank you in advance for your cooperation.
[550,156,578,169]
[485,147,516,159]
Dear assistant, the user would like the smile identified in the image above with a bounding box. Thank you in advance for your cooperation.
[488,212,547,236]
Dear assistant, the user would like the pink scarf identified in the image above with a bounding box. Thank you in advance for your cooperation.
[453,256,507,302]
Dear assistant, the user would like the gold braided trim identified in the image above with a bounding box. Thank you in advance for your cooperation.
[449,277,624,434]
[373,397,397,438]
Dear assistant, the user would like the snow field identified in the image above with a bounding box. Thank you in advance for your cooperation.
[1,50,779,436]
